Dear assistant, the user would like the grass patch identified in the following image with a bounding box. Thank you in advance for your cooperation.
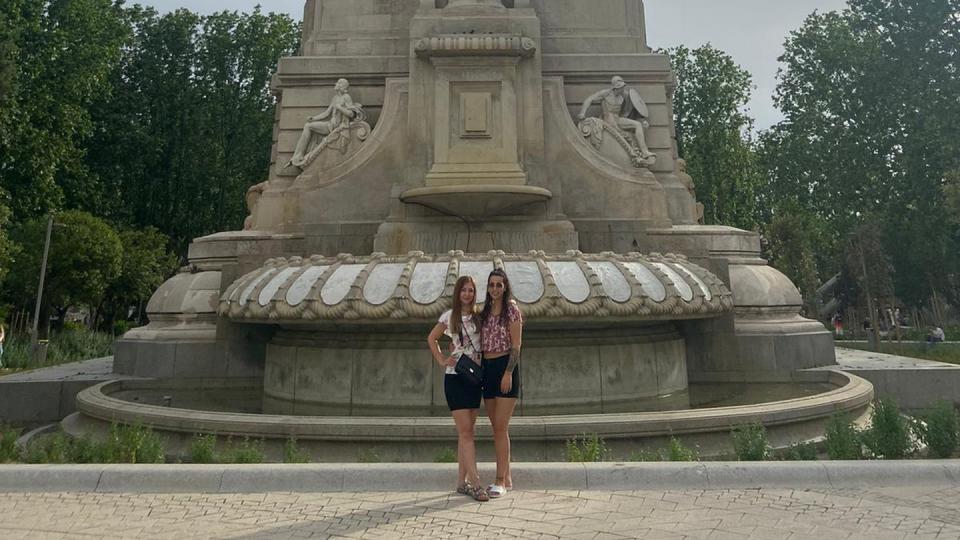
[1,328,114,371]
[564,433,609,462]
[283,438,311,463]
[914,401,959,459]
[433,447,458,463]
[666,437,698,462]
[731,423,770,461]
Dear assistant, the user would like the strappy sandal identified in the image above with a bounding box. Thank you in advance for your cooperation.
[456,482,471,495]
[466,483,490,502]
[487,477,507,498]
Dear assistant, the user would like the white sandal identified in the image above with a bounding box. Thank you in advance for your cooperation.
[487,484,507,498]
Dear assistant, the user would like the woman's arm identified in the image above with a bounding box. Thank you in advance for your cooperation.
[427,323,455,368]
[501,315,523,393]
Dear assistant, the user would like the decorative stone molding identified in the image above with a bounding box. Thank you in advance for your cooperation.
[414,35,536,58]
[219,251,733,323]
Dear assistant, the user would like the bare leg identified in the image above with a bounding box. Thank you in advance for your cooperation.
[617,118,654,157]
[291,121,332,166]
[452,409,481,487]
[487,397,517,489]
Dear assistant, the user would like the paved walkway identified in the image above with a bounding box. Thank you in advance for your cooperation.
[3,485,960,539]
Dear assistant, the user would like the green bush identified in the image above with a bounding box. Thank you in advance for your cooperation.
[863,398,914,459]
[2,329,114,370]
[24,432,73,463]
[563,433,608,462]
[189,434,217,464]
[283,438,311,463]
[825,414,863,460]
[433,447,458,463]
[783,441,818,461]
[102,423,166,464]
[222,437,265,464]
[915,401,959,459]
[357,448,381,463]
[666,437,698,462]
[0,426,21,462]
[731,423,770,461]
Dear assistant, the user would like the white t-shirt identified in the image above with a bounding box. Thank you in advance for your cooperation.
[438,309,481,375]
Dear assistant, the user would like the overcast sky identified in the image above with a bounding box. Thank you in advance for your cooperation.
[142,0,850,130]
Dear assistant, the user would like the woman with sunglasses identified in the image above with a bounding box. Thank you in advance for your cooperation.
[427,276,489,502]
[480,268,523,498]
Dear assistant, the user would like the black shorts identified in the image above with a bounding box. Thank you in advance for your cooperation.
[482,354,521,399]
[444,373,482,411]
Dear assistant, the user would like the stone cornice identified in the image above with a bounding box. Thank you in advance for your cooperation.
[414,34,536,58]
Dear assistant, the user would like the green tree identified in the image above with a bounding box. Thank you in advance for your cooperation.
[5,211,122,335]
[763,212,821,310]
[668,44,761,230]
[84,8,299,252]
[761,0,960,310]
[0,0,129,224]
[99,227,178,331]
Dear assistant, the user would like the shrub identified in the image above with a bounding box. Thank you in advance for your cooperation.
[783,441,817,461]
[189,434,217,464]
[563,433,608,462]
[666,437,698,462]
[102,423,165,464]
[357,448,381,463]
[283,438,311,463]
[731,423,770,461]
[24,432,72,463]
[433,447,458,463]
[915,401,959,459]
[825,414,863,460]
[222,437,265,464]
[0,426,21,463]
[863,398,914,459]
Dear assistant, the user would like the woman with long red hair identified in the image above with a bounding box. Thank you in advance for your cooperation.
[426,276,489,502]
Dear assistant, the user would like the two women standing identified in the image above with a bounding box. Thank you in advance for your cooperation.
[427,269,523,501]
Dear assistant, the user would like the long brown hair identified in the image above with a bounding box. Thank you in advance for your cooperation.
[481,268,513,326]
[450,276,479,336]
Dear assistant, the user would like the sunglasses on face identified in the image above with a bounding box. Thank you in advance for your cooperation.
[487,282,505,289]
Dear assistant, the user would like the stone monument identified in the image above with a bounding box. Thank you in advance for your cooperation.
[96,0,855,459]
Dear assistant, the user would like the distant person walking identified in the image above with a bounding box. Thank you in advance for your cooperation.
[480,268,523,498]
[426,276,489,502]
[927,326,946,345]
[0,323,5,368]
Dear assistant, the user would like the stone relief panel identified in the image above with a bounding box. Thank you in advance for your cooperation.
[281,78,371,176]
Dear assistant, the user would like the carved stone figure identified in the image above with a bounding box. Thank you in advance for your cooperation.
[677,159,705,224]
[243,181,268,230]
[289,78,370,170]
[577,75,656,168]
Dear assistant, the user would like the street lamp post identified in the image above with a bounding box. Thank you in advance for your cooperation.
[30,214,54,362]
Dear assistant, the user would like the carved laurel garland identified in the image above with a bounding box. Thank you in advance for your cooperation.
[219,251,734,324]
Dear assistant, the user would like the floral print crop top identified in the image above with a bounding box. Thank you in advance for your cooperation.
[481,301,523,353]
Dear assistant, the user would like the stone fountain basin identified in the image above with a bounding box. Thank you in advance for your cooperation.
[65,370,872,461]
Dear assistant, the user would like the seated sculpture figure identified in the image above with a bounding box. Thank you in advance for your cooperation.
[289,78,369,169]
[577,75,656,168]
